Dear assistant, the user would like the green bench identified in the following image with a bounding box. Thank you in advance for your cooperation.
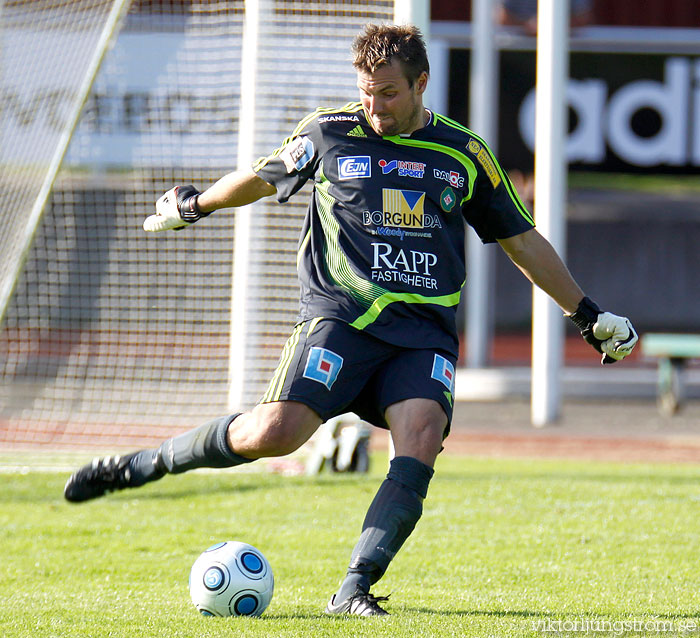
[641,333,700,415]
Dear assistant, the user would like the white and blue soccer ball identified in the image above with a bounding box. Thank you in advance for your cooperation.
[189,541,274,617]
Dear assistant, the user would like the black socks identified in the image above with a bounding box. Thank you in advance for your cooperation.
[335,455,434,601]
[127,413,253,485]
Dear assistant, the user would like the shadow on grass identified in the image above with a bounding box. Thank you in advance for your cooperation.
[263,612,333,621]
[116,474,372,502]
[403,607,542,618]
[262,608,700,622]
[6,470,375,505]
[434,468,700,488]
[2,478,277,505]
[264,608,544,622]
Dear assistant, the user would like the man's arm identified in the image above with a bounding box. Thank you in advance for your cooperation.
[498,228,638,363]
[144,170,276,232]
[197,169,277,212]
[497,228,583,314]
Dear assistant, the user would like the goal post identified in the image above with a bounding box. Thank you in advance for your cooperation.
[227,0,262,411]
[0,0,399,449]
[225,0,402,410]
[0,0,132,326]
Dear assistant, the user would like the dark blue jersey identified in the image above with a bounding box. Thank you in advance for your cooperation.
[253,102,534,358]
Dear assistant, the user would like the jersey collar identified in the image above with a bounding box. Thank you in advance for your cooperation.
[397,109,434,139]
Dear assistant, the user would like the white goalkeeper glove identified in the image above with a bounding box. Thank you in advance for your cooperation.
[568,297,638,364]
[143,185,209,232]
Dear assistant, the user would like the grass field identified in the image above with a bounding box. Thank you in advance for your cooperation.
[2,454,699,638]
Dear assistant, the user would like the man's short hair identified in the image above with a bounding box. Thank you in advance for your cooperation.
[352,24,430,87]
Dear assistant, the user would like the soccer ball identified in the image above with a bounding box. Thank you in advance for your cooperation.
[189,541,274,617]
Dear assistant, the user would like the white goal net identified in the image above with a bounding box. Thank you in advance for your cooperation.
[0,0,130,324]
[0,0,396,449]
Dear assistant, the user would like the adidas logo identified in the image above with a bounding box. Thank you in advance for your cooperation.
[347,125,367,137]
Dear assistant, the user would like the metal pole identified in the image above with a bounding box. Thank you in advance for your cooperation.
[228,0,262,410]
[390,0,431,462]
[467,0,498,368]
[0,0,132,325]
[426,37,449,115]
[531,0,569,426]
[394,0,430,30]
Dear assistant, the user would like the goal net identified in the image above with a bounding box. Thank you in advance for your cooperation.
[0,0,130,325]
[0,0,396,449]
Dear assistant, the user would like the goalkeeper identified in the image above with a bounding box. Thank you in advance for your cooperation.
[64,24,637,616]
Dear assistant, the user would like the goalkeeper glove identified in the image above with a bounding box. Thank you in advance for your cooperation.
[568,297,638,365]
[143,185,210,232]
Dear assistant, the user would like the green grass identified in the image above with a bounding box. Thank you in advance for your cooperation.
[2,455,699,637]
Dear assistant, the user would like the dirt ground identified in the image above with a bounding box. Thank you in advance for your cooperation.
[371,398,700,464]
[2,398,699,473]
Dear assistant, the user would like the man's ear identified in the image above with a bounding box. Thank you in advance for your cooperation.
[415,71,429,96]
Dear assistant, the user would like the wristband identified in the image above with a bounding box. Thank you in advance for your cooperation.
[568,296,600,333]
[179,193,204,222]
[568,297,604,354]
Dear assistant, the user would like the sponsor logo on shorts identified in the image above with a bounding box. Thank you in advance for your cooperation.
[338,155,371,179]
[378,159,426,178]
[281,136,314,174]
[431,354,455,393]
[303,347,343,390]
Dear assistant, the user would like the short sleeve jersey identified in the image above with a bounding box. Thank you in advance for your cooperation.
[253,102,534,358]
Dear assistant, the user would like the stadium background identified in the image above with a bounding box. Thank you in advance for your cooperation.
[0,0,698,451]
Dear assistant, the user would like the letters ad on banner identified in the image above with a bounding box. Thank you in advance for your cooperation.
[450,50,700,175]
[1,30,240,169]
[5,27,698,174]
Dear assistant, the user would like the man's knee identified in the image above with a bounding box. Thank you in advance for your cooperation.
[385,398,447,466]
[227,401,322,458]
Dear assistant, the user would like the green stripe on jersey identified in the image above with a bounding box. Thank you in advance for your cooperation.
[253,103,364,172]
[382,135,478,202]
[349,286,464,332]
[434,113,534,225]
[316,165,465,331]
[316,169,388,307]
[297,229,311,268]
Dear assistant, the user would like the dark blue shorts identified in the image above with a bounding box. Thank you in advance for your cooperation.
[259,318,456,434]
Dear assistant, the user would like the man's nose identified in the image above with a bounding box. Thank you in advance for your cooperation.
[367,95,384,114]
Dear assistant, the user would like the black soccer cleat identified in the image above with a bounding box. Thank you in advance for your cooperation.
[325,588,390,617]
[64,454,137,503]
